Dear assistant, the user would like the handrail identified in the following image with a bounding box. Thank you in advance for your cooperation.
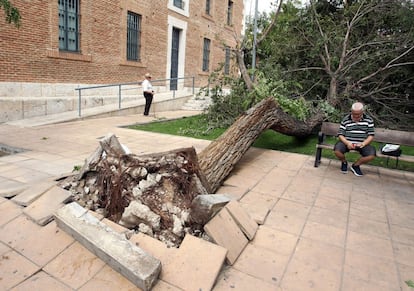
[74,76,195,117]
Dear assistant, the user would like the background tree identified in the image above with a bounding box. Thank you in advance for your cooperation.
[205,0,413,133]
[258,0,414,129]
[1,0,20,27]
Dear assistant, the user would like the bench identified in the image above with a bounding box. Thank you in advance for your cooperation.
[314,122,414,167]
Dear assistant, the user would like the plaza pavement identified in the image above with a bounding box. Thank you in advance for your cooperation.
[0,110,413,291]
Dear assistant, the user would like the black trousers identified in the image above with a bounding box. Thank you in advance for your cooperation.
[143,92,153,115]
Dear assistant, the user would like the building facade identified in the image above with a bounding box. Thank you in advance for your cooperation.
[0,0,244,121]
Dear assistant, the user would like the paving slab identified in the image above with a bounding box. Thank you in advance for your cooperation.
[160,233,227,290]
[54,202,161,291]
[0,199,23,226]
[238,190,275,224]
[0,249,40,290]
[11,271,72,291]
[0,179,28,198]
[43,241,106,289]
[251,225,298,256]
[204,207,248,265]
[233,243,289,286]
[13,220,75,267]
[11,179,55,206]
[214,267,281,291]
[0,214,42,248]
[129,232,177,263]
[0,241,11,254]
[78,265,142,291]
[225,200,258,240]
[23,185,72,225]
[280,256,342,290]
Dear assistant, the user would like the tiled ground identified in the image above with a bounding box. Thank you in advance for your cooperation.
[1,111,413,291]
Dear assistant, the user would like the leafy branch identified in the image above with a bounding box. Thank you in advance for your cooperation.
[1,0,21,27]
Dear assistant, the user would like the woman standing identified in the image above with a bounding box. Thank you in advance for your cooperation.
[142,73,154,116]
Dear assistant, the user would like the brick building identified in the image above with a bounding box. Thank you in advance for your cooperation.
[0,0,244,122]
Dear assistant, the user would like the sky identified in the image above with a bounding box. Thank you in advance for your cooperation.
[244,0,308,17]
[244,0,276,16]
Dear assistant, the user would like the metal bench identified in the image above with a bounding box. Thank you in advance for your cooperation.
[314,122,414,167]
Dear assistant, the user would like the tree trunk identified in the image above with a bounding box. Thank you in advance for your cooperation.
[198,97,324,192]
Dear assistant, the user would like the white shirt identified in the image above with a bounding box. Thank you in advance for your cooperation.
[142,79,153,93]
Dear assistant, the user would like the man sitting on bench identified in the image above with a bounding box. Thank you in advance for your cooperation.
[334,102,376,176]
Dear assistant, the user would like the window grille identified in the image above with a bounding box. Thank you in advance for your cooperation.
[127,12,141,61]
[224,47,230,75]
[205,0,211,15]
[58,0,80,52]
[202,38,211,72]
[227,0,233,25]
[174,0,184,9]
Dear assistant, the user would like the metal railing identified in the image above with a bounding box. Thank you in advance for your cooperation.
[74,76,195,117]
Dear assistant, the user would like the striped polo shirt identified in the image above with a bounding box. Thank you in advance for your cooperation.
[338,113,375,143]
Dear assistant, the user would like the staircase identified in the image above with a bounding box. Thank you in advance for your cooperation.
[181,95,213,111]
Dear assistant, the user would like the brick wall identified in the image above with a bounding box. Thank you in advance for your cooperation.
[0,0,243,88]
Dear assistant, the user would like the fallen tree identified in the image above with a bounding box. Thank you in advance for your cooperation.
[198,97,324,192]
[60,97,322,246]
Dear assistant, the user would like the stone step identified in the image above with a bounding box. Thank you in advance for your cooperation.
[181,96,212,111]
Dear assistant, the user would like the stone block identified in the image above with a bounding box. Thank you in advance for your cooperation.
[54,202,161,291]
[46,98,74,114]
[190,194,231,224]
[0,99,23,122]
[23,99,46,118]
[20,83,42,97]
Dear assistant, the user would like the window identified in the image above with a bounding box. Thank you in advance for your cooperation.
[58,0,80,52]
[205,0,211,15]
[168,0,189,16]
[127,12,141,61]
[224,47,230,75]
[174,0,184,9]
[202,38,211,72]
[227,0,233,25]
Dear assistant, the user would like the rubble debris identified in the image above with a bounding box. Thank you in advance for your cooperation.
[59,134,218,247]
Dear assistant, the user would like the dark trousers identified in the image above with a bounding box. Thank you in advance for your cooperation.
[143,92,153,115]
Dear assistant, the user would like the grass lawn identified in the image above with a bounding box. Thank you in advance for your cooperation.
[128,115,414,172]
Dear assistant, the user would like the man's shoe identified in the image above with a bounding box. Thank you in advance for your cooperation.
[351,164,363,176]
[341,161,348,173]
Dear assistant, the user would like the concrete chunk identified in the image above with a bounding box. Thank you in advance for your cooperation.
[225,200,258,240]
[204,207,248,265]
[190,194,231,224]
[54,202,161,291]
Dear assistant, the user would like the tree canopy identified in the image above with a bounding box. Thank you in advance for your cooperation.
[252,0,414,130]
